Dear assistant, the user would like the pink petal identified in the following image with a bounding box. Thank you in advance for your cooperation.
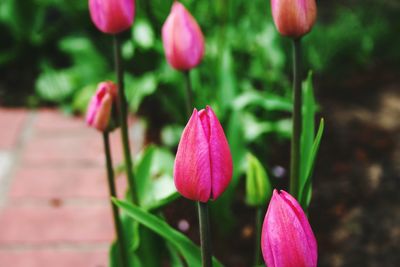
[199,106,233,200]
[86,81,117,132]
[162,2,205,70]
[271,0,317,38]
[93,93,113,131]
[261,190,317,267]
[89,0,134,34]
[174,109,211,202]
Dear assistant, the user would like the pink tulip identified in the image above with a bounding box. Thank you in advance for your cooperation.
[162,2,205,70]
[271,0,317,38]
[174,106,232,202]
[86,81,118,132]
[89,0,135,34]
[261,190,318,267]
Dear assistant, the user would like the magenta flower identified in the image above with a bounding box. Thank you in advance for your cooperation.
[261,190,318,267]
[162,2,205,70]
[86,81,118,132]
[271,0,317,38]
[174,106,233,202]
[89,0,135,34]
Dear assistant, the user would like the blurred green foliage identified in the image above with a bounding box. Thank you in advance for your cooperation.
[1,0,399,265]
[0,0,398,228]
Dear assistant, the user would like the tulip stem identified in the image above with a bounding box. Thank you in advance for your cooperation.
[290,38,302,199]
[103,132,129,267]
[113,34,138,205]
[183,70,194,117]
[198,202,213,267]
[254,206,263,266]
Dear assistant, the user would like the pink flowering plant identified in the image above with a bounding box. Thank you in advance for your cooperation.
[83,0,323,266]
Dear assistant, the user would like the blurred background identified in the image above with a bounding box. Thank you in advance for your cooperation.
[0,0,399,266]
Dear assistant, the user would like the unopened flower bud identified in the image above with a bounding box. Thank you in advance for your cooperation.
[271,0,317,38]
[86,81,119,132]
[162,2,205,70]
[89,0,135,34]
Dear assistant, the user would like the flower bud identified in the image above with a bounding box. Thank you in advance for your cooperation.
[271,0,317,38]
[261,190,318,267]
[162,2,205,70]
[86,81,119,132]
[89,0,135,34]
[245,153,272,207]
[174,106,232,202]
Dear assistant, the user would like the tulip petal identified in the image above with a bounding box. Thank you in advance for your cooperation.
[93,93,113,131]
[271,0,317,38]
[199,106,233,200]
[86,81,118,132]
[174,109,211,202]
[162,2,205,70]
[262,190,317,267]
[86,84,108,126]
[89,0,134,34]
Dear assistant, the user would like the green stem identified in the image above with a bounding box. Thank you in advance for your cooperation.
[103,132,129,267]
[113,34,138,204]
[290,38,302,199]
[254,206,263,266]
[197,202,213,267]
[183,70,194,117]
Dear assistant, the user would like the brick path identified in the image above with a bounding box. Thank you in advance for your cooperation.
[0,108,142,267]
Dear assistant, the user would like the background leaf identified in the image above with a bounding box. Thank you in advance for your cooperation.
[113,199,224,267]
[134,145,179,210]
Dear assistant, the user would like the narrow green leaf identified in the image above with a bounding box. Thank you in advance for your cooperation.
[113,199,224,267]
[300,118,325,208]
[108,240,141,267]
[108,241,122,267]
[299,72,317,202]
[166,241,185,267]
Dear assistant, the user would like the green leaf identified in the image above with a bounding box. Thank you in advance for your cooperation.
[113,199,224,267]
[245,153,272,206]
[161,124,184,148]
[35,67,78,102]
[232,90,292,113]
[133,19,155,49]
[166,241,185,267]
[108,241,121,267]
[120,212,140,252]
[242,112,291,141]
[134,145,179,210]
[300,118,324,208]
[126,73,158,112]
[300,72,317,185]
[58,37,107,77]
[108,240,141,267]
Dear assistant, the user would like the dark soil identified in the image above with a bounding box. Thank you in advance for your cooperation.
[310,65,400,267]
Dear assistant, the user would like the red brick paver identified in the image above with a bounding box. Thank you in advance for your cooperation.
[0,108,137,267]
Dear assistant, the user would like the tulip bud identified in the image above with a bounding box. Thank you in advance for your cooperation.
[86,81,119,132]
[271,0,317,38]
[89,0,135,34]
[261,190,318,267]
[174,106,232,202]
[245,153,272,207]
[162,2,205,70]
